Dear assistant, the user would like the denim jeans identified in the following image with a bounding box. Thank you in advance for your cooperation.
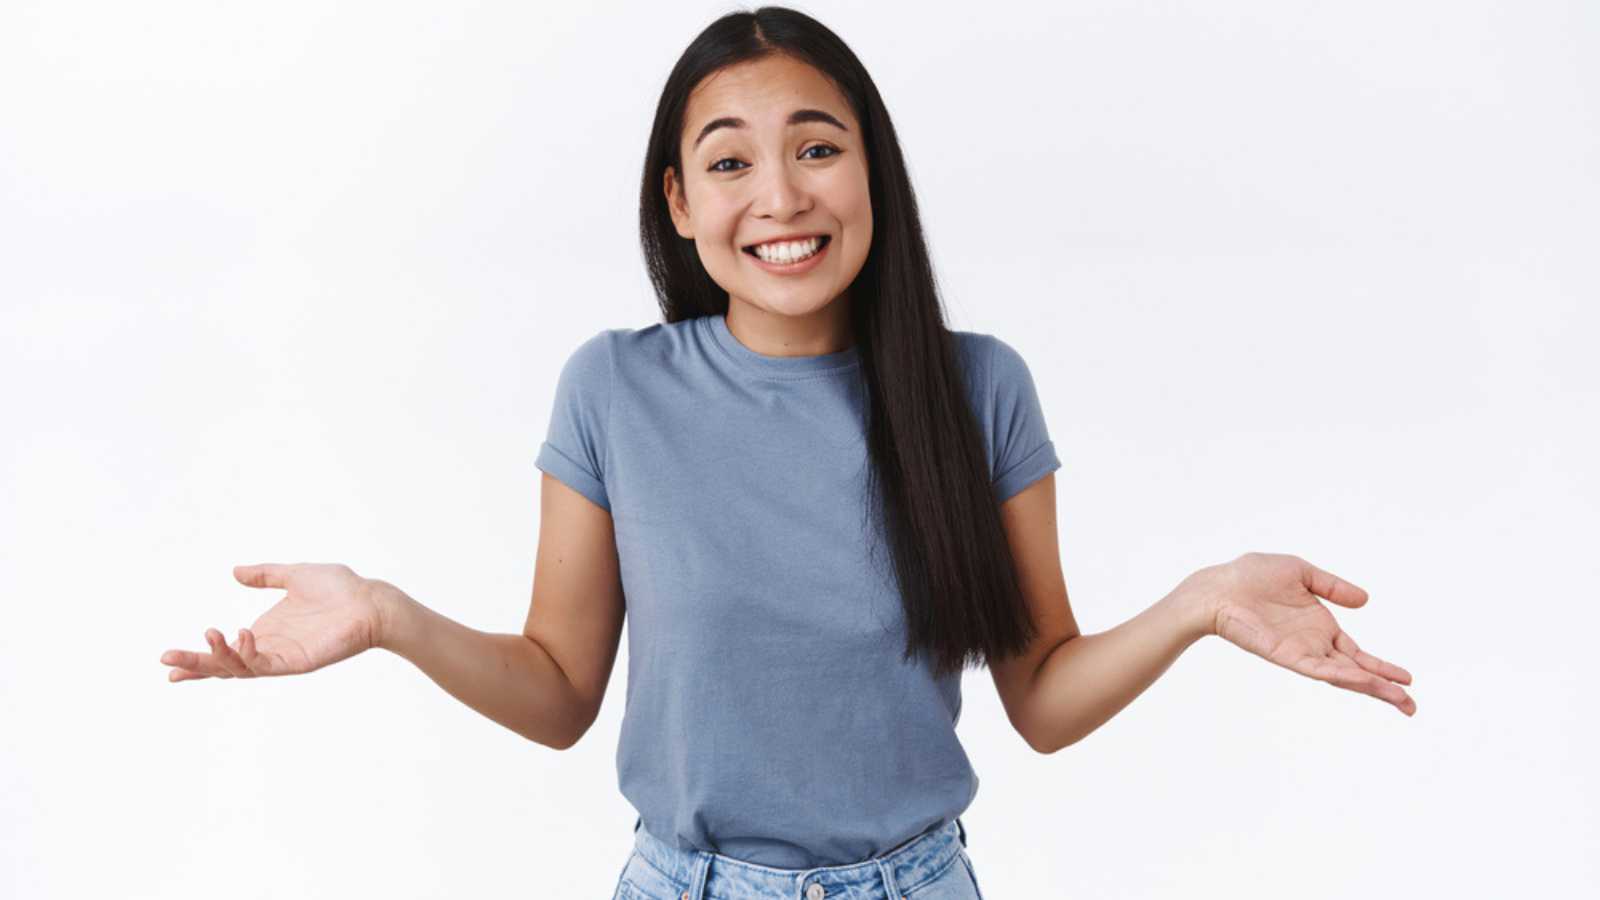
[611,816,986,900]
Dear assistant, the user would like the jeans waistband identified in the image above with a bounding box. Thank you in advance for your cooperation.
[628,816,969,900]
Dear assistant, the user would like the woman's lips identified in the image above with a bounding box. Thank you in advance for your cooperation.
[742,235,832,275]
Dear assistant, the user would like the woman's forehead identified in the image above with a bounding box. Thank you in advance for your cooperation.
[685,57,853,133]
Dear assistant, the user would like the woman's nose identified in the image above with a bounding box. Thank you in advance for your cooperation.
[753,165,810,219]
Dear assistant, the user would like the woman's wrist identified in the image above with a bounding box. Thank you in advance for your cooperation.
[365,578,416,654]
[1168,566,1225,643]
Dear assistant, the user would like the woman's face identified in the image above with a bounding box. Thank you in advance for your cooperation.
[665,54,872,322]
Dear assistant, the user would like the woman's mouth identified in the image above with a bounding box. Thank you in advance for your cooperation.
[741,234,832,274]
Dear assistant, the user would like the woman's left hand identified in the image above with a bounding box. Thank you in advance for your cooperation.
[1191,552,1416,716]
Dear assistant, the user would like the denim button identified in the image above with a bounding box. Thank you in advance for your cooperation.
[805,883,825,900]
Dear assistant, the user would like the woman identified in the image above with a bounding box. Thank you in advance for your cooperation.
[159,7,1416,899]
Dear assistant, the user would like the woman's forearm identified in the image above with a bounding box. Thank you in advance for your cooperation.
[368,580,589,750]
[1027,576,1218,754]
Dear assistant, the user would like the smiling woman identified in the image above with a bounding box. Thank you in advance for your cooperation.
[159,3,1417,897]
[598,6,1044,893]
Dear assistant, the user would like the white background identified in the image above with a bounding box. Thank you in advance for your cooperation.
[3,1,1595,897]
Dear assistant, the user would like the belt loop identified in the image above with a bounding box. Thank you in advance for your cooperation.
[956,816,968,848]
[876,858,901,900]
[687,849,712,900]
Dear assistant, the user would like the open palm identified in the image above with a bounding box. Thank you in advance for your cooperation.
[159,562,384,681]
[1208,552,1416,716]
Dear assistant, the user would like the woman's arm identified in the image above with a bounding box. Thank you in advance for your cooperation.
[375,583,595,750]
[1023,548,1418,755]
[985,474,1212,754]
[1000,470,1414,753]
[374,473,629,751]
[160,561,602,753]
[1021,578,1214,754]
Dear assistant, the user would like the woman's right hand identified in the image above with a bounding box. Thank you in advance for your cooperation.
[159,562,389,682]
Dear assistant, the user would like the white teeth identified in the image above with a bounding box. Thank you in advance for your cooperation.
[752,236,823,264]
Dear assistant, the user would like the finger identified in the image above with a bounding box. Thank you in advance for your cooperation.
[210,628,251,676]
[1302,656,1416,716]
[160,647,229,678]
[1333,630,1412,685]
[237,628,279,675]
[161,648,205,670]
[234,563,289,590]
[207,628,251,677]
[168,667,212,683]
[1298,559,1368,608]
[237,628,262,673]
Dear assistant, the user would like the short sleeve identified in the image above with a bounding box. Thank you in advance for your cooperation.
[986,335,1062,504]
[534,329,613,512]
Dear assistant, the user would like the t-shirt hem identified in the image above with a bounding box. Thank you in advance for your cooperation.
[535,441,611,512]
[992,440,1061,504]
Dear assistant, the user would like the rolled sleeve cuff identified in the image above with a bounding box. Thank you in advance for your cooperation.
[535,441,611,513]
[993,440,1061,505]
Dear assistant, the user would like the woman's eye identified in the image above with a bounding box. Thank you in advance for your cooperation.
[708,146,840,173]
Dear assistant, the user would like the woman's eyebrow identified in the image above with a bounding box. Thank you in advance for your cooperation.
[692,108,849,150]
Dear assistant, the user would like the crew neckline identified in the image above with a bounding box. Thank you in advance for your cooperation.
[704,312,861,377]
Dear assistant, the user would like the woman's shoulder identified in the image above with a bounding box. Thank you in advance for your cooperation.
[948,327,994,357]
[947,328,1002,381]
[580,316,711,378]
[946,328,1045,407]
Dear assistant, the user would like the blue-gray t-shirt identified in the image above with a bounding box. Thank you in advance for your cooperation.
[534,312,1060,868]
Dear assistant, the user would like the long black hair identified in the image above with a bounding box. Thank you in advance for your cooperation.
[638,6,1038,679]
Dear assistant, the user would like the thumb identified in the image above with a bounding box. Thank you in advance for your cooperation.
[1300,558,1368,609]
[234,563,289,589]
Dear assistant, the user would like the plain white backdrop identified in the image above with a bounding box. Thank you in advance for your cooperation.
[2,1,1594,897]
